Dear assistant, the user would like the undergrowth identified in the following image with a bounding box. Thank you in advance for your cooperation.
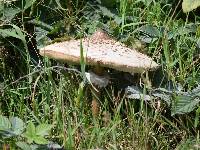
[0,0,200,149]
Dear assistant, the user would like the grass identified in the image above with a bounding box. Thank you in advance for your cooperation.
[1,0,200,149]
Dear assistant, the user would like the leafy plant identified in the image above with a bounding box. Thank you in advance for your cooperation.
[182,0,200,13]
[0,115,54,149]
[22,121,53,145]
[0,115,24,138]
[171,86,200,115]
[1,0,200,149]
[16,141,62,150]
[0,25,27,48]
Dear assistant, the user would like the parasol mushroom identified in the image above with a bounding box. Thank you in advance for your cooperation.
[40,29,159,117]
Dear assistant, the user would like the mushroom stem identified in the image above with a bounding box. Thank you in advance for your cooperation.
[90,65,105,117]
[92,64,105,76]
[91,87,100,117]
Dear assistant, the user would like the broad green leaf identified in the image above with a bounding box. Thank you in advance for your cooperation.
[0,28,21,39]
[9,25,26,43]
[10,117,24,135]
[171,95,200,115]
[36,124,52,136]
[182,0,200,13]
[23,122,36,144]
[1,7,21,21]
[98,5,121,24]
[0,25,26,43]
[24,0,36,10]
[33,135,48,144]
[139,25,161,37]
[26,122,36,136]
[26,135,34,143]
[99,6,115,18]
[16,142,39,150]
[0,115,11,131]
[16,142,32,150]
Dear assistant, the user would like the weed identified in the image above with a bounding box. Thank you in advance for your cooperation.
[0,0,200,149]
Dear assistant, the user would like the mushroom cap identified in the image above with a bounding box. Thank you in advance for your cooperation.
[40,30,159,73]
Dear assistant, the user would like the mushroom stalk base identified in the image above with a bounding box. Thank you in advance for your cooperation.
[91,87,101,117]
[90,65,105,117]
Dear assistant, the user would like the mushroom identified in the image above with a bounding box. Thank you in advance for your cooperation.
[39,29,159,117]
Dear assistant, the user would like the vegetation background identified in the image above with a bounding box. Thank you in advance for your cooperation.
[0,0,200,149]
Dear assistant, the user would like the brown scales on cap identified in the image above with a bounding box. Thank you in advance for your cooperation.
[40,29,159,73]
[90,29,113,43]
